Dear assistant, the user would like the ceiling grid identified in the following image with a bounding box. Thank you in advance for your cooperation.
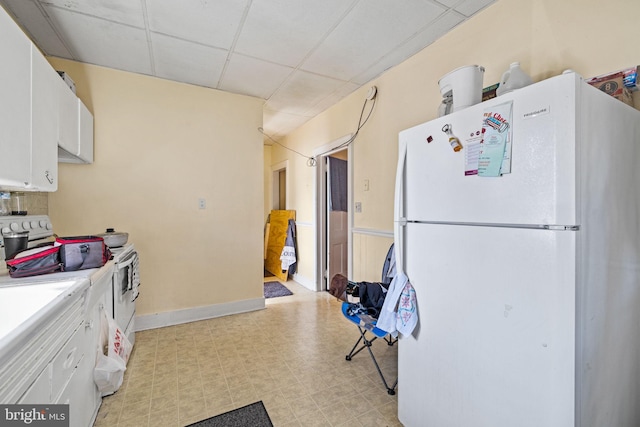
[0,0,496,138]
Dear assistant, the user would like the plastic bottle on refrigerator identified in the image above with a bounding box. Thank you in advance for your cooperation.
[496,62,533,96]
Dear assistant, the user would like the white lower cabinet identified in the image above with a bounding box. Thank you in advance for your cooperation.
[17,365,51,404]
[56,353,96,427]
[51,316,86,401]
[12,279,110,427]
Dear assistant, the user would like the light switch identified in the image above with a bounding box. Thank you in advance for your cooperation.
[364,179,370,191]
[355,202,362,213]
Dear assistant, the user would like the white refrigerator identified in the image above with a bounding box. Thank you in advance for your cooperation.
[394,72,640,427]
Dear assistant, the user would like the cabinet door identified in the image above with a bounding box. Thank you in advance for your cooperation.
[78,100,94,163]
[18,364,52,404]
[30,45,58,191]
[57,77,79,156]
[0,7,31,188]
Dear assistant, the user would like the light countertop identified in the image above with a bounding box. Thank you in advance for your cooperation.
[0,276,90,366]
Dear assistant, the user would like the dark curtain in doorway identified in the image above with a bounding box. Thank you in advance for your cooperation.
[328,157,347,212]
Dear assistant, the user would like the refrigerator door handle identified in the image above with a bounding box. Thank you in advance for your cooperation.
[394,139,408,274]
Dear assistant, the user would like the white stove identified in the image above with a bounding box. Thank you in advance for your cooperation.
[107,242,139,346]
[0,215,54,255]
[0,215,55,276]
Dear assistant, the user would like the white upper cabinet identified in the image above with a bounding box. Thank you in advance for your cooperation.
[30,45,58,191]
[0,5,93,191]
[57,77,79,156]
[0,6,31,190]
[78,100,94,164]
[57,83,94,164]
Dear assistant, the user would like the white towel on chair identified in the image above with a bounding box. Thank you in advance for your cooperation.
[376,272,418,337]
[376,272,406,336]
[397,281,417,336]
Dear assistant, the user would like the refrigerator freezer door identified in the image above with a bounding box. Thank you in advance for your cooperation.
[399,73,580,226]
[398,223,576,427]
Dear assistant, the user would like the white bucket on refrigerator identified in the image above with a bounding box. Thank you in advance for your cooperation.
[438,65,485,113]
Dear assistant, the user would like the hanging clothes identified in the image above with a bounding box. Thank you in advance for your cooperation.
[280,219,297,274]
[381,243,396,286]
[328,157,348,212]
[357,281,388,318]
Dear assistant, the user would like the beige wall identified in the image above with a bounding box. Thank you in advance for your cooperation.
[270,0,640,285]
[263,145,272,224]
[47,59,265,318]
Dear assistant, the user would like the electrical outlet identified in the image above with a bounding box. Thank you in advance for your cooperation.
[355,202,362,213]
[198,198,206,209]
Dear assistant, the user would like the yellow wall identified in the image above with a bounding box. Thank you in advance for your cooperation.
[270,0,640,285]
[47,59,265,318]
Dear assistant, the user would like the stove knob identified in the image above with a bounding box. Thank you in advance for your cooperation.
[10,222,20,231]
[39,220,47,228]
[46,223,52,230]
[1,227,10,235]
[31,221,38,229]
[22,221,31,229]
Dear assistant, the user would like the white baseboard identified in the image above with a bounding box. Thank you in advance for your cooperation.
[292,273,316,291]
[134,298,266,331]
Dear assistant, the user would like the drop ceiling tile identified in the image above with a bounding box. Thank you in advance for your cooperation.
[352,10,465,84]
[434,0,463,8]
[37,0,145,27]
[301,0,446,81]
[263,108,313,140]
[234,0,357,67]
[43,5,152,74]
[1,0,71,57]
[151,33,227,88]
[219,54,293,99]
[454,0,496,17]
[304,81,360,116]
[146,0,249,49]
[265,70,346,115]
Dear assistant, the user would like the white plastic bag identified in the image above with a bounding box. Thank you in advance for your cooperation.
[106,311,132,364]
[94,351,126,395]
[93,309,132,395]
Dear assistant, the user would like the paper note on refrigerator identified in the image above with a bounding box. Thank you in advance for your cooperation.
[478,101,513,177]
[464,129,484,175]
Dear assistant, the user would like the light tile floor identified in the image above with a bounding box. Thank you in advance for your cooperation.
[93,280,400,427]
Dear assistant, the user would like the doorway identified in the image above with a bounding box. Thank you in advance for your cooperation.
[265,161,288,281]
[326,152,348,288]
[314,134,353,292]
[271,160,288,211]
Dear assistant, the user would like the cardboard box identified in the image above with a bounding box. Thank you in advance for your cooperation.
[622,66,639,90]
[482,83,499,101]
[586,71,634,107]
